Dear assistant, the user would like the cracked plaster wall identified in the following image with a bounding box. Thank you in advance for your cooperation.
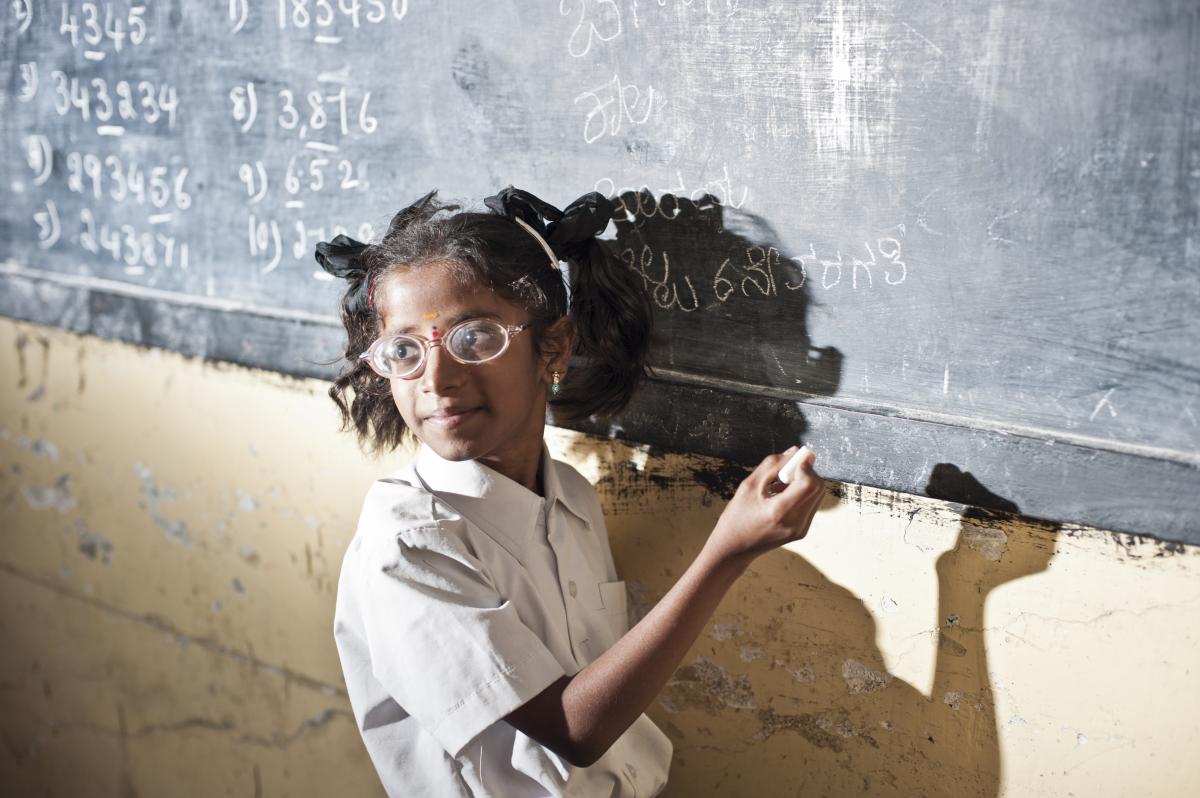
[1,318,1197,797]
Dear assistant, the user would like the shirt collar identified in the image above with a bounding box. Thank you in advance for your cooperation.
[411,441,590,562]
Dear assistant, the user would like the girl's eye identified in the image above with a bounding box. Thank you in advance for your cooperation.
[383,337,422,365]
[450,321,504,361]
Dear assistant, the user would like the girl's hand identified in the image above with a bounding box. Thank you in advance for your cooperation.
[706,446,825,565]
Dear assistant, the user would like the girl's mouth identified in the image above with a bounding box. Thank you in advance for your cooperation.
[425,407,481,429]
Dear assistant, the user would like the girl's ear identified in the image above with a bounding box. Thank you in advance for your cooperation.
[539,315,576,378]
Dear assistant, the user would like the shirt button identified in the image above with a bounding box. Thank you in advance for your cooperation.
[568,580,578,598]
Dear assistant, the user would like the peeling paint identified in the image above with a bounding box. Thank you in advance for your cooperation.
[237,490,260,512]
[943,690,963,710]
[938,633,968,658]
[841,659,893,694]
[0,429,60,461]
[133,462,190,545]
[753,708,844,751]
[20,474,76,512]
[710,623,741,641]
[962,521,1007,561]
[662,657,756,714]
[628,445,650,472]
[738,646,765,663]
[1107,531,1194,560]
[774,659,816,684]
[74,521,114,564]
[30,438,58,461]
[626,579,652,625]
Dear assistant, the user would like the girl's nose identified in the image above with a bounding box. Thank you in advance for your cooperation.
[419,341,464,393]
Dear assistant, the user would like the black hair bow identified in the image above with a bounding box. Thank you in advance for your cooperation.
[315,234,372,315]
[484,187,614,264]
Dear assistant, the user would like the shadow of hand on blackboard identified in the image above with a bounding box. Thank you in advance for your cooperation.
[650,467,1056,797]
[607,190,843,398]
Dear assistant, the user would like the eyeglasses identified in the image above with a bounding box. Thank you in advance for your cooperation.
[358,317,532,379]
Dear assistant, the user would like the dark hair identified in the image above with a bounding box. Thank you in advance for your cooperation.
[326,190,655,455]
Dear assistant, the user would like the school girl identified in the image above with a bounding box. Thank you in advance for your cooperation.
[321,188,825,797]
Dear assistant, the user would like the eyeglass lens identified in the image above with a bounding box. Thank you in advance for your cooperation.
[369,319,511,377]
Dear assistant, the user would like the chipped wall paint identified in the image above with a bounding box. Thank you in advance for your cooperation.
[2,318,1199,797]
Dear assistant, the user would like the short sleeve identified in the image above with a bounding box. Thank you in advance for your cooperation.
[349,513,565,758]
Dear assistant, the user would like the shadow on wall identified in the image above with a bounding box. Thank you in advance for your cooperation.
[561,435,1057,797]
[557,188,1060,794]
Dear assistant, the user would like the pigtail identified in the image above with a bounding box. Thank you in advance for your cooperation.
[553,236,654,420]
[483,186,656,422]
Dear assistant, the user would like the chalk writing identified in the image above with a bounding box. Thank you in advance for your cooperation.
[624,245,700,312]
[630,0,740,27]
[247,213,284,274]
[560,0,622,57]
[33,200,61,250]
[597,166,750,221]
[230,81,377,141]
[78,207,189,274]
[713,246,791,301]
[23,135,53,186]
[244,214,374,275]
[12,0,33,34]
[575,73,656,143]
[283,153,369,195]
[228,81,258,133]
[48,71,178,131]
[58,3,148,58]
[275,0,408,34]
[17,62,38,101]
[622,236,909,314]
[64,150,191,210]
[566,0,740,50]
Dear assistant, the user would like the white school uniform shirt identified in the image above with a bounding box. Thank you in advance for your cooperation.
[334,441,673,797]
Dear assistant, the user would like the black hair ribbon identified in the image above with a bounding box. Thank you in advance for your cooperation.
[315,234,373,314]
[484,187,615,265]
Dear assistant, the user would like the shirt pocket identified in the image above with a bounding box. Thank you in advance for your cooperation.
[597,579,629,642]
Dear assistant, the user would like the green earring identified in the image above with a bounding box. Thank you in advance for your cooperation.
[551,371,561,397]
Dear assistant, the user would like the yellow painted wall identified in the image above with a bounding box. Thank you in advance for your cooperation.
[1,317,1197,797]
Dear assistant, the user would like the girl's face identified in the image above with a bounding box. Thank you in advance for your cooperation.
[374,265,564,476]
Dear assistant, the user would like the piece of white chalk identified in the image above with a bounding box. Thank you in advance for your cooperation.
[778,445,813,484]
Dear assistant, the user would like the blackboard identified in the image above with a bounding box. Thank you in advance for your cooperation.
[3,1,1197,543]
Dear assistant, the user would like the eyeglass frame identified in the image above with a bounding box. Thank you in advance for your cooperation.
[357,317,533,379]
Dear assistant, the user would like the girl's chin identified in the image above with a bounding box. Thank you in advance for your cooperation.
[417,430,487,462]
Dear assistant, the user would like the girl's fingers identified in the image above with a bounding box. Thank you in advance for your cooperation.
[750,447,796,491]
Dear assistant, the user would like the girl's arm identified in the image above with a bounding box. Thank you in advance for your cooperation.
[504,446,824,767]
